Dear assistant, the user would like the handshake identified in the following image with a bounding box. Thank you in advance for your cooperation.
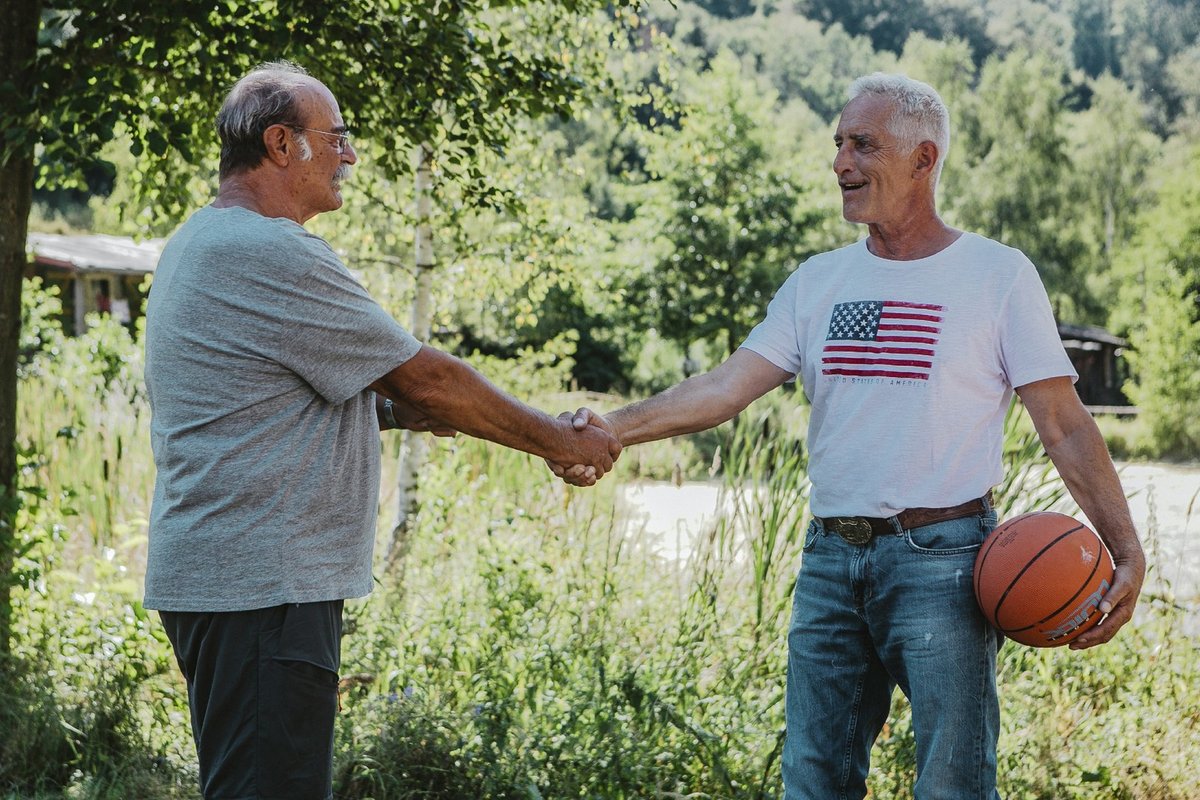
[548,407,618,487]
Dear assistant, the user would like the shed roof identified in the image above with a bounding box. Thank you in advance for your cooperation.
[27,232,162,276]
[1057,322,1128,348]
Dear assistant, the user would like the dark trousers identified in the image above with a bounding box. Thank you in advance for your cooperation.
[160,601,344,800]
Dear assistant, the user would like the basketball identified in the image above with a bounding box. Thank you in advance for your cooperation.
[973,511,1114,647]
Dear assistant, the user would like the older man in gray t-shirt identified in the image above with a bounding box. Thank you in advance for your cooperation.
[145,62,619,800]
[145,205,420,612]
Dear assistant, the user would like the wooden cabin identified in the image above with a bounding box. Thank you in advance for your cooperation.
[26,232,161,335]
[1057,322,1135,413]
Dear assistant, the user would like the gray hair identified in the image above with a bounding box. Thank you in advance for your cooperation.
[848,73,950,183]
[217,60,314,179]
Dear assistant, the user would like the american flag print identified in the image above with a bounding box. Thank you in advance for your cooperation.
[822,300,944,380]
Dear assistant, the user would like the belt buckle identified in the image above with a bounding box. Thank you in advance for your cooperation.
[833,517,874,546]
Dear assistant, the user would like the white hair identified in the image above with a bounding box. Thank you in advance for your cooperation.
[293,132,313,161]
[849,73,950,183]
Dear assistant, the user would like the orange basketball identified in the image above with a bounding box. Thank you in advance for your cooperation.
[973,511,1114,647]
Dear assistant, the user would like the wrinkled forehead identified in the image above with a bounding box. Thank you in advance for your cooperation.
[835,94,898,141]
[294,79,345,127]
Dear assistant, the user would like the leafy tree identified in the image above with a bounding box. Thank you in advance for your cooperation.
[944,49,1095,320]
[796,0,931,55]
[797,0,993,62]
[1112,141,1200,455]
[1070,0,1120,78]
[1067,75,1161,301]
[690,0,758,18]
[981,0,1074,61]
[1123,265,1200,456]
[685,3,896,121]
[629,51,828,359]
[0,0,630,657]
[441,121,636,392]
[1164,41,1200,131]
[1110,0,1200,133]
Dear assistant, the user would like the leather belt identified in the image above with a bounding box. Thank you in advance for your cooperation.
[817,492,993,546]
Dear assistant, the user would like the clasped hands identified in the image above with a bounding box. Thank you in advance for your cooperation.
[548,407,616,487]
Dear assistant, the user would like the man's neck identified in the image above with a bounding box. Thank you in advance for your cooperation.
[865,214,961,261]
[213,173,305,225]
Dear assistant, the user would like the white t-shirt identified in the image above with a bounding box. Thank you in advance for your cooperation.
[741,232,1077,518]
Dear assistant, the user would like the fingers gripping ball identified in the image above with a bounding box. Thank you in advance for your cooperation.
[973,512,1115,647]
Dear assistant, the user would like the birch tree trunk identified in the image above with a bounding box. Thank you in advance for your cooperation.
[384,142,436,574]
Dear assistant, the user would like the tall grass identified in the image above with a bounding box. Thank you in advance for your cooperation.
[6,287,1199,798]
[6,284,193,798]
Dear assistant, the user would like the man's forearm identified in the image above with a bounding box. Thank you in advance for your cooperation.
[373,346,614,467]
[606,350,792,445]
[607,375,738,445]
[1044,420,1141,562]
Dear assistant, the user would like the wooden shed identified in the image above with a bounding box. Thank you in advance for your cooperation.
[26,232,162,335]
[1057,322,1135,413]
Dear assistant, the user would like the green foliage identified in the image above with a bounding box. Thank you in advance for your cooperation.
[797,0,935,55]
[10,0,636,226]
[945,49,1095,319]
[1069,76,1161,299]
[6,281,1200,797]
[1109,0,1200,134]
[19,278,66,375]
[665,3,896,121]
[1112,141,1200,458]
[4,304,191,798]
[419,123,639,393]
[1123,267,1200,457]
[630,50,828,357]
[340,399,814,799]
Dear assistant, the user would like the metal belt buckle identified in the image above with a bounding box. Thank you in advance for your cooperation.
[835,517,875,546]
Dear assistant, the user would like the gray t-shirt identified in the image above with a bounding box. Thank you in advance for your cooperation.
[143,205,420,611]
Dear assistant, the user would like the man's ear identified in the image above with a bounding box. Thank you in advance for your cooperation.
[262,124,291,166]
[912,140,939,179]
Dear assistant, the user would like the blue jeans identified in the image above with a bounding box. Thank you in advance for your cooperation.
[783,510,1003,800]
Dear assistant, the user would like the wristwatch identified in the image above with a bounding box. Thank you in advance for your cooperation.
[382,398,399,429]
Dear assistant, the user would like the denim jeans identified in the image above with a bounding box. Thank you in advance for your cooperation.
[783,510,1003,800]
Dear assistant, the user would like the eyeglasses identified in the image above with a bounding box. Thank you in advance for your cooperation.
[291,126,353,154]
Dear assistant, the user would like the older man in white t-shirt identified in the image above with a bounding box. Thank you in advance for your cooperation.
[552,73,1145,799]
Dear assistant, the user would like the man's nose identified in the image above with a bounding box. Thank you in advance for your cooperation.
[833,144,852,175]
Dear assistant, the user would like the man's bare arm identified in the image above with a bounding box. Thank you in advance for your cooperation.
[1016,376,1146,649]
[602,349,794,445]
[371,345,621,482]
[549,349,792,484]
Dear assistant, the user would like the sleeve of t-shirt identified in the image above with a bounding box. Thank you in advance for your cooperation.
[740,267,803,375]
[997,258,1078,389]
[250,232,422,404]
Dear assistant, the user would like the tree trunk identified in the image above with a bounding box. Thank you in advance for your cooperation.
[384,142,436,575]
[0,0,42,659]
